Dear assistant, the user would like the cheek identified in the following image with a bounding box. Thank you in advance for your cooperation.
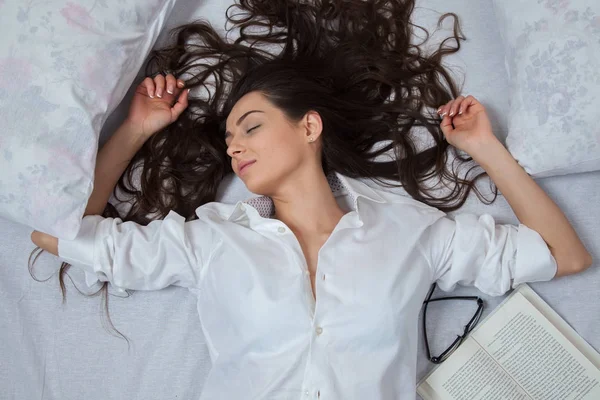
[244,131,306,193]
[253,126,299,159]
[260,136,303,168]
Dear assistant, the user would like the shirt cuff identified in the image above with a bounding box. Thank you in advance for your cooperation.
[57,215,104,278]
[58,215,129,295]
[511,223,558,287]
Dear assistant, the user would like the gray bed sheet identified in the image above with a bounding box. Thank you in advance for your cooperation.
[1,0,599,399]
[1,171,598,399]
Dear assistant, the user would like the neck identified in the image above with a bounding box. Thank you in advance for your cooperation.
[271,169,347,236]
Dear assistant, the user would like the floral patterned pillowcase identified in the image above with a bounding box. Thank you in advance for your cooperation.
[492,0,600,178]
[0,0,176,239]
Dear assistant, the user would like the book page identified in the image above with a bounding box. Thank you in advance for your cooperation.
[417,338,531,400]
[417,284,600,400]
[518,284,600,369]
[472,292,600,400]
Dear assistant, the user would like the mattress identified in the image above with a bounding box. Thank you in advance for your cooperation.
[1,0,598,399]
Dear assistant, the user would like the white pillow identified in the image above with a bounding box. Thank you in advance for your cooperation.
[0,0,176,239]
[492,0,600,178]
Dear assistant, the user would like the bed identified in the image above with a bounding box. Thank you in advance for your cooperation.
[1,0,598,399]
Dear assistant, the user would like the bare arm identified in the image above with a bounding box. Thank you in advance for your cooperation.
[31,73,189,257]
[30,121,147,256]
[438,95,593,278]
[470,139,593,277]
[83,123,147,216]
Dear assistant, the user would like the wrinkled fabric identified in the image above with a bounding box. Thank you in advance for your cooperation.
[58,172,557,400]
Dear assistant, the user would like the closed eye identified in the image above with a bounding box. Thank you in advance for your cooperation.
[247,125,261,133]
[225,125,261,148]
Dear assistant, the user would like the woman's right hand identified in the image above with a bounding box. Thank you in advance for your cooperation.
[125,72,190,139]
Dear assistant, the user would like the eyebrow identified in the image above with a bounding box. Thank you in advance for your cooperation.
[225,110,264,137]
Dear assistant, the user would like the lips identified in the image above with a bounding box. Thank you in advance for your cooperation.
[238,160,256,174]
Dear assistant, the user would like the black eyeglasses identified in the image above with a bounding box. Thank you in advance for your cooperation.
[422,283,484,364]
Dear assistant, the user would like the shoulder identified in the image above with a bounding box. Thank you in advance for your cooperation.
[354,184,447,236]
[194,201,239,221]
[368,184,447,219]
[340,174,446,218]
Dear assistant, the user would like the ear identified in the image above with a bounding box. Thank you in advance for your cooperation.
[302,110,323,142]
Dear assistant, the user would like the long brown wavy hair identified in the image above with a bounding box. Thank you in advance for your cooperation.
[30,0,497,344]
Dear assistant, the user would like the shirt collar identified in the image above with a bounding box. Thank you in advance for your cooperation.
[234,171,386,220]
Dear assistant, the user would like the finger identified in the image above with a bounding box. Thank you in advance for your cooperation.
[458,97,470,115]
[460,95,481,115]
[449,96,465,117]
[440,113,454,137]
[165,74,177,95]
[171,88,190,120]
[437,103,448,117]
[439,100,454,118]
[171,78,186,97]
[143,77,155,98]
[437,105,445,116]
[154,74,166,98]
[458,95,475,115]
[458,95,474,115]
[444,99,454,116]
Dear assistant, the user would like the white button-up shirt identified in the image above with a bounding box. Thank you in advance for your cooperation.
[58,172,557,400]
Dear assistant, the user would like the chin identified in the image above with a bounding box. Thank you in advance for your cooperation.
[241,170,277,196]
[243,179,269,196]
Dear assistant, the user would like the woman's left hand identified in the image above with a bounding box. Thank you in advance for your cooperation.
[437,95,498,154]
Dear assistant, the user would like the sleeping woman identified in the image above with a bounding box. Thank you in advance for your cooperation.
[30,0,592,398]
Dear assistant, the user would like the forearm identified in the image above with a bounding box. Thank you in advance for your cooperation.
[470,138,593,277]
[31,120,147,256]
[84,120,147,216]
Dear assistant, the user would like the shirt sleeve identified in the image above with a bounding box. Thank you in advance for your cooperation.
[421,213,558,296]
[57,210,216,291]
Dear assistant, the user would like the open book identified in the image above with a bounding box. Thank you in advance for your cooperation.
[417,284,600,400]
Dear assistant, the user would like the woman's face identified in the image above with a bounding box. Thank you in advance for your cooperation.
[225,91,321,195]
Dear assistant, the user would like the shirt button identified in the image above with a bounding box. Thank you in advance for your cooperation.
[277,226,286,234]
[305,390,310,396]
[315,327,323,335]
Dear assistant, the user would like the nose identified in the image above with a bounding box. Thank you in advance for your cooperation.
[226,136,245,158]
